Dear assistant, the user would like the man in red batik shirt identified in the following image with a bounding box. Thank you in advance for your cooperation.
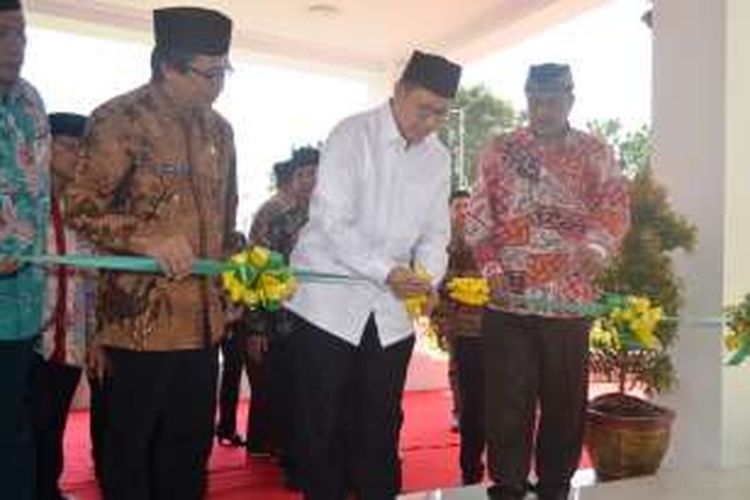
[466,63,630,500]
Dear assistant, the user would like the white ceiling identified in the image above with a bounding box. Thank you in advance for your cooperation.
[27,0,608,73]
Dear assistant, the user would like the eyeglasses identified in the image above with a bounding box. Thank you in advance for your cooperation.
[188,64,233,81]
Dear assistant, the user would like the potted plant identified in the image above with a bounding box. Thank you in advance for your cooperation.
[724,294,750,366]
[586,293,676,480]
[583,122,698,479]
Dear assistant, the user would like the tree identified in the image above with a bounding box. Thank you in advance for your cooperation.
[589,120,697,394]
[438,85,519,188]
[587,118,651,178]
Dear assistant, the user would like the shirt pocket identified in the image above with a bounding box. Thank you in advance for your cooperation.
[131,159,192,221]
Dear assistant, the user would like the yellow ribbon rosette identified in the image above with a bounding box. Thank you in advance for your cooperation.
[221,245,297,311]
[605,296,663,351]
[447,277,490,307]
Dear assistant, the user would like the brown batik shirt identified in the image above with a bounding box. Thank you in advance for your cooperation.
[244,192,308,339]
[431,233,484,341]
[248,193,308,260]
[66,83,238,351]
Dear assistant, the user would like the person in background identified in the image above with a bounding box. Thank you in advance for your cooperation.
[0,2,52,499]
[431,188,486,486]
[31,112,90,500]
[286,50,461,499]
[66,7,238,499]
[215,230,250,447]
[244,146,318,490]
[467,63,630,500]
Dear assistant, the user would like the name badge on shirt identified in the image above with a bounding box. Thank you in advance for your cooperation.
[152,163,191,178]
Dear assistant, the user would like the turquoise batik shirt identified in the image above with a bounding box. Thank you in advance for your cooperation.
[0,78,51,341]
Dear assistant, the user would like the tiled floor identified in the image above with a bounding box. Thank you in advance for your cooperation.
[400,467,750,499]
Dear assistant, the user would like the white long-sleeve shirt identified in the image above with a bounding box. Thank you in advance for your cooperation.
[287,102,451,347]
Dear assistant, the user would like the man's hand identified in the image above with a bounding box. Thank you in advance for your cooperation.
[86,344,110,382]
[386,266,432,300]
[246,335,268,364]
[0,258,19,275]
[225,304,243,324]
[133,234,195,280]
[423,289,440,317]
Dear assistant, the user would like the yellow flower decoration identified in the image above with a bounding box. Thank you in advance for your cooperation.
[221,245,297,311]
[247,246,270,269]
[447,277,490,307]
[600,296,663,351]
[725,330,741,352]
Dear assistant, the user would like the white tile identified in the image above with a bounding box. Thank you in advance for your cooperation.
[400,467,750,500]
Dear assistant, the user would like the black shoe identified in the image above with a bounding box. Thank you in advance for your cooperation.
[216,433,245,447]
[462,467,483,486]
[283,471,302,491]
[246,445,272,458]
[451,415,460,433]
[536,481,570,500]
[486,483,526,500]
[537,488,570,500]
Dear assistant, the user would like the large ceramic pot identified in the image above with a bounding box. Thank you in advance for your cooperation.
[585,392,675,480]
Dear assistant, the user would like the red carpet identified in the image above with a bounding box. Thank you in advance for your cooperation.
[61,389,591,498]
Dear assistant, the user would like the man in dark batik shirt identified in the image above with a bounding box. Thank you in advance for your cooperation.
[244,146,317,489]
[66,8,238,499]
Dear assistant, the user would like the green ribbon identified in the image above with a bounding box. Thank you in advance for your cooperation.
[13,253,360,283]
[8,253,750,367]
[499,293,627,317]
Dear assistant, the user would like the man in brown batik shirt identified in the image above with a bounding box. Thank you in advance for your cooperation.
[66,7,237,499]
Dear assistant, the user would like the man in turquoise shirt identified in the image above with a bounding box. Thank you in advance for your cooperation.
[0,2,52,499]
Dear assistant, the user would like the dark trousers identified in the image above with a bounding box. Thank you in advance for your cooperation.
[102,347,218,500]
[291,314,414,500]
[31,356,82,500]
[454,336,485,485]
[483,310,590,500]
[447,338,461,421]
[268,336,298,476]
[89,374,111,481]
[0,338,37,500]
[246,340,272,452]
[216,332,247,439]
[246,336,297,457]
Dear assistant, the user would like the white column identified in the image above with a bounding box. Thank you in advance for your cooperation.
[653,0,750,470]
[722,0,750,468]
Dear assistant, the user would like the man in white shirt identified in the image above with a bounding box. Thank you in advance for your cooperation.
[287,50,461,499]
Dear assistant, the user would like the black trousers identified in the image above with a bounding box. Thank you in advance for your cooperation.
[267,336,298,476]
[291,313,414,500]
[483,310,590,500]
[102,347,218,500]
[454,336,485,485]
[0,338,37,500]
[216,332,247,439]
[88,374,111,481]
[245,339,273,453]
[246,337,298,462]
[446,338,461,421]
[31,356,82,500]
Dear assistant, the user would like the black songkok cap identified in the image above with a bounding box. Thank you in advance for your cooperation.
[49,113,86,138]
[400,50,462,99]
[525,63,574,95]
[153,7,232,56]
[0,0,21,11]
